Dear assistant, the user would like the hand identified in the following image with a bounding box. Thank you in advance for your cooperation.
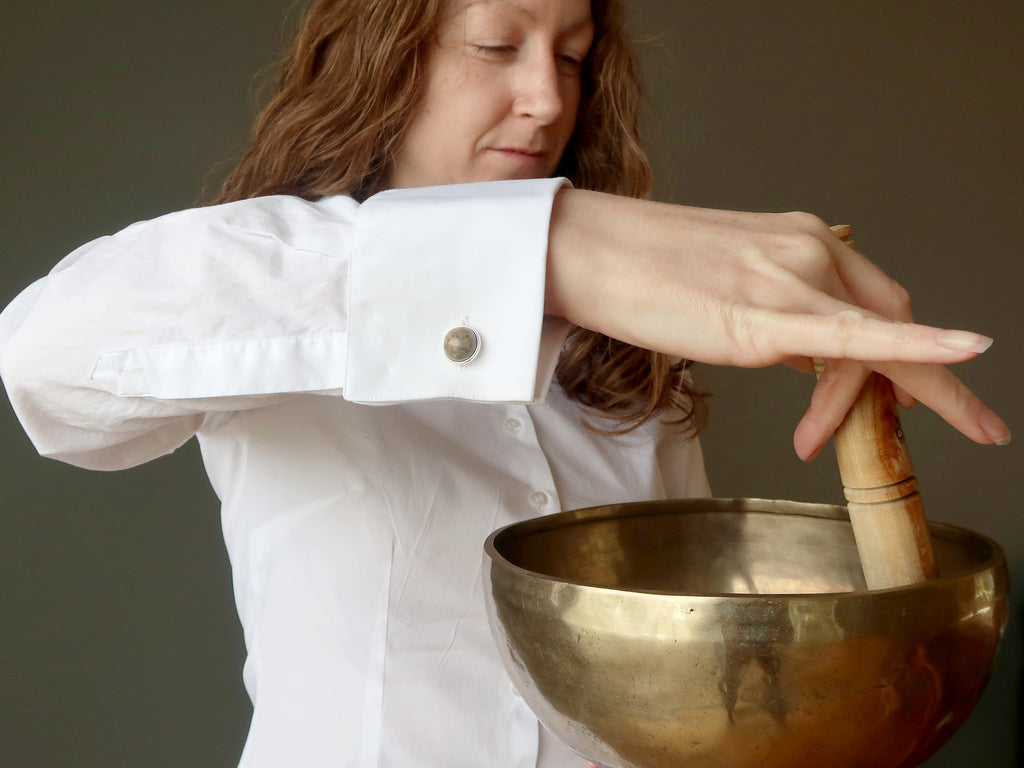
[547,189,1010,458]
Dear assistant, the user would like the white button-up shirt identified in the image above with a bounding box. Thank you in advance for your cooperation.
[0,179,709,767]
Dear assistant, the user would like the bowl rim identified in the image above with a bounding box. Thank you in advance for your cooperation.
[484,497,1008,600]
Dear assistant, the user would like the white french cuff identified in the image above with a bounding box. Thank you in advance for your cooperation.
[344,177,571,405]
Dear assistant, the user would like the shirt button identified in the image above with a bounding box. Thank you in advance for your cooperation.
[530,491,549,508]
[504,418,522,435]
[443,326,481,364]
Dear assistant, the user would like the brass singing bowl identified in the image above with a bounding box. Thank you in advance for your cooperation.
[484,499,1008,768]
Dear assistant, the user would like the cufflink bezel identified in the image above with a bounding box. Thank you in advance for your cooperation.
[443,325,482,365]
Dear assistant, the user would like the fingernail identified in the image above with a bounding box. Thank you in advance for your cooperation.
[937,330,993,354]
[979,409,1011,446]
[803,443,824,462]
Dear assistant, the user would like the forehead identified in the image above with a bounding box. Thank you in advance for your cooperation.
[448,0,593,24]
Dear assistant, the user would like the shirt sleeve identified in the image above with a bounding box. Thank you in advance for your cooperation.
[0,178,571,470]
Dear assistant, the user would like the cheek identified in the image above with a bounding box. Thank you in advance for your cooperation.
[430,71,495,128]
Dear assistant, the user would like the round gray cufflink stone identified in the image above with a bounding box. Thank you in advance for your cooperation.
[443,326,481,364]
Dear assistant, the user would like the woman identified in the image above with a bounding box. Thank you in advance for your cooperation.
[0,0,1008,765]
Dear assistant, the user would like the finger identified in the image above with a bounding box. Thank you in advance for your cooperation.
[826,231,917,409]
[793,359,871,461]
[760,309,993,367]
[893,383,917,409]
[873,361,1011,446]
[824,231,915,323]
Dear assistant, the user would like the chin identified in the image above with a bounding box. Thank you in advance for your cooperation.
[483,167,557,183]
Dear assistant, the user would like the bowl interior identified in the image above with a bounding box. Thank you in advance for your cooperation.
[491,498,997,595]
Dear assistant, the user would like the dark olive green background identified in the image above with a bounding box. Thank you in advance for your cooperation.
[2,1,1021,766]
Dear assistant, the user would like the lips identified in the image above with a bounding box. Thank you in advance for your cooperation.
[491,147,547,159]
[483,144,556,179]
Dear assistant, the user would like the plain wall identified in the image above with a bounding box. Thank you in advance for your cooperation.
[2,1,1020,766]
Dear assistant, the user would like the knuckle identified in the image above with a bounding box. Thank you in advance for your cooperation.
[735,317,782,368]
[779,231,833,279]
[720,311,763,367]
[832,310,867,354]
[781,210,828,234]
[889,280,913,319]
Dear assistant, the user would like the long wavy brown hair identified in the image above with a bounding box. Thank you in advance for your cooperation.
[214,0,706,436]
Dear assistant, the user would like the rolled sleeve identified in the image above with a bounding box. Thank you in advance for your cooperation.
[344,178,570,404]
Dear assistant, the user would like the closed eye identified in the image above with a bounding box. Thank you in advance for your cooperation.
[472,43,517,58]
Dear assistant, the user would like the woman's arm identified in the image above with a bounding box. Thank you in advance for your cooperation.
[2,180,1007,471]
[0,180,568,469]
[546,188,1010,459]
[0,196,356,469]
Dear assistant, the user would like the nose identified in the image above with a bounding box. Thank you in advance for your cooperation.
[512,51,566,125]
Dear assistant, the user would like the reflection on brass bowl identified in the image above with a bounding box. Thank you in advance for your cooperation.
[484,499,1008,768]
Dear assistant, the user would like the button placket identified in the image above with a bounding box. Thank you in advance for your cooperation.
[501,405,561,519]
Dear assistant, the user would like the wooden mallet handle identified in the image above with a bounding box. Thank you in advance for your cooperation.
[824,226,938,589]
[833,372,938,589]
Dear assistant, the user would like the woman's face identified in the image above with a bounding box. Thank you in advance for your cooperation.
[389,0,594,189]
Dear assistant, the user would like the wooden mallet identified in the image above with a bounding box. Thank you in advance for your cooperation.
[820,226,938,590]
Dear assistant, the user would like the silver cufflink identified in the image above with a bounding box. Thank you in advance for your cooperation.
[443,326,481,365]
